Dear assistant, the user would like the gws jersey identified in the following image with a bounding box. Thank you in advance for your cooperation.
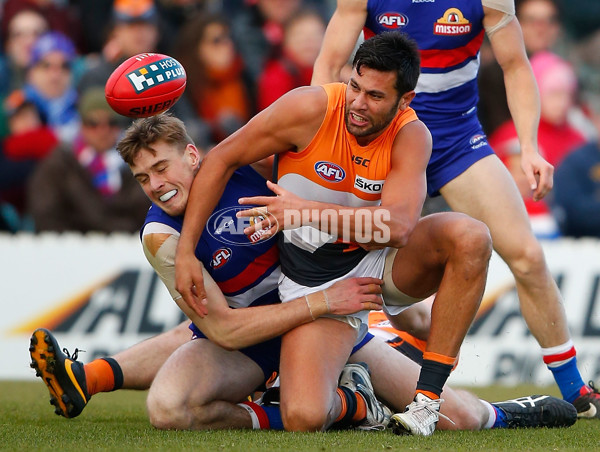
[276,83,417,286]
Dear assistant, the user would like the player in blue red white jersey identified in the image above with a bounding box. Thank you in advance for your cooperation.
[29,114,576,433]
[311,0,600,420]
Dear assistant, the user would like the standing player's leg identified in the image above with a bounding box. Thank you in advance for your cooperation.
[383,212,492,434]
[30,321,191,418]
[441,154,600,417]
[146,338,269,430]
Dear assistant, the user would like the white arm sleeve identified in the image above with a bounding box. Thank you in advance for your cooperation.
[482,0,516,37]
[142,228,218,302]
[142,233,184,301]
[482,0,515,15]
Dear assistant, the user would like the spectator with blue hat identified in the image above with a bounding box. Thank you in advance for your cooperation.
[20,31,80,145]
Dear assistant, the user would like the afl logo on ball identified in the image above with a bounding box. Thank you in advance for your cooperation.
[315,161,346,182]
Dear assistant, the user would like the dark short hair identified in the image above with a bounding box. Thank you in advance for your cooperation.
[352,31,420,96]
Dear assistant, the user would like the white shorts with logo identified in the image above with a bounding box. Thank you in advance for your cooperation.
[279,247,425,341]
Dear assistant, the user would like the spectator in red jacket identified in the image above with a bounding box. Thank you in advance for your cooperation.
[0,91,58,223]
[257,8,326,111]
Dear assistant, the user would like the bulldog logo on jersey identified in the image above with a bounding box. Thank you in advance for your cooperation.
[376,12,409,29]
[315,161,346,182]
[434,8,472,35]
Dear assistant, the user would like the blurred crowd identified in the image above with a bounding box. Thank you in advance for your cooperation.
[0,0,598,239]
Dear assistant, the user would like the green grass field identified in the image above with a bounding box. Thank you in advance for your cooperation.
[1,381,598,451]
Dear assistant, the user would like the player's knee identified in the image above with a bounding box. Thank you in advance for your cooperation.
[449,217,492,268]
[280,402,328,432]
[147,391,191,430]
[505,237,547,281]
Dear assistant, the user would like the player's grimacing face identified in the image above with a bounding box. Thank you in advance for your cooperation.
[345,67,402,144]
[130,140,200,217]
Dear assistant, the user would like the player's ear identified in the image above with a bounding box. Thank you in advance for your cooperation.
[184,144,202,168]
[398,90,416,111]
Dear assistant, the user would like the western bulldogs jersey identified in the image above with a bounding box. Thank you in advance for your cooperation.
[142,165,280,308]
[364,0,485,122]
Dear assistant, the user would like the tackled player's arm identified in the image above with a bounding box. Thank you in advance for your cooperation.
[311,0,368,85]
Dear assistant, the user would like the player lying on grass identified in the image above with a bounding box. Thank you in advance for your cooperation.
[30,114,577,432]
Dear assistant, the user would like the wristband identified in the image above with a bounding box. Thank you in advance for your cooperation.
[305,295,316,320]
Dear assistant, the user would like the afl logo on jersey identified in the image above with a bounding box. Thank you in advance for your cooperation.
[434,8,472,35]
[377,12,408,29]
[315,161,346,182]
[211,248,232,269]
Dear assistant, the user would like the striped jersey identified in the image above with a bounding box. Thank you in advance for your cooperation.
[364,0,485,122]
[277,83,417,286]
[142,165,281,308]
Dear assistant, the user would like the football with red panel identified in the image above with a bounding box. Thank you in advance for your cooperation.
[105,53,186,118]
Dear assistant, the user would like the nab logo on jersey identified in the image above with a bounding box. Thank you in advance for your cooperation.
[315,161,346,182]
[377,12,409,29]
[211,248,232,269]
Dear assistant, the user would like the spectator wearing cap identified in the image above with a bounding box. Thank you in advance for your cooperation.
[26,87,150,233]
[18,31,80,145]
